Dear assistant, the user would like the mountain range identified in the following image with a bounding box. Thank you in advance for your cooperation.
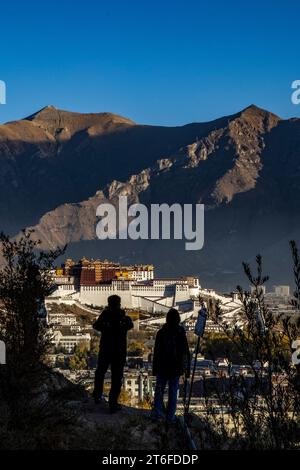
[1,104,300,290]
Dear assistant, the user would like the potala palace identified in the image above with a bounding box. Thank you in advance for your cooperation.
[47,258,243,326]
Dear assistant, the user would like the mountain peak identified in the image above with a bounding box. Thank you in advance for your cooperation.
[244,104,262,111]
[25,105,59,121]
[25,105,135,123]
[239,104,280,119]
[43,105,57,110]
[235,104,280,133]
[24,106,135,137]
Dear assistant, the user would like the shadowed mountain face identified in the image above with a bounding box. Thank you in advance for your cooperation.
[2,104,300,290]
[0,105,230,233]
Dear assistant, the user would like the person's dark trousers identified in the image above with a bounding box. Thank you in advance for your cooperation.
[93,355,110,400]
[93,353,124,408]
[153,375,180,423]
[109,360,124,407]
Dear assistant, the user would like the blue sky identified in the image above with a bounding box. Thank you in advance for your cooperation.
[0,0,299,125]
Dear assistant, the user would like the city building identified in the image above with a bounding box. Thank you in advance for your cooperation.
[49,258,244,326]
[48,313,77,326]
[51,331,91,353]
[78,277,200,310]
[274,285,290,297]
[251,285,266,295]
[51,261,201,312]
[55,258,154,285]
[123,370,154,404]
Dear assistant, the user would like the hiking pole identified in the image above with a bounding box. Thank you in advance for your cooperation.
[183,371,190,414]
[185,299,207,416]
[185,336,200,416]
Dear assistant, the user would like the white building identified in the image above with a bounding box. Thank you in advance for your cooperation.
[274,285,290,297]
[123,371,154,404]
[78,277,200,312]
[51,331,91,353]
[251,285,266,295]
[70,325,82,332]
[130,266,154,282]
[48,313,77,326]
[55,282,77,297]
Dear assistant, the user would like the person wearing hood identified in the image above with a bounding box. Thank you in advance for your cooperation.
[152,308,190,424]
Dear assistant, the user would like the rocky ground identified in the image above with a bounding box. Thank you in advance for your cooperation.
[81,398,189,450]
[0,368,189,450]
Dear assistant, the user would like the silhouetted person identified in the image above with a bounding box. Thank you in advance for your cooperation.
[92,295,133,413]
[152,308,190,424]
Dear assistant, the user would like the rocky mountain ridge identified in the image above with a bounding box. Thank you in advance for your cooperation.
[2,104,300,289]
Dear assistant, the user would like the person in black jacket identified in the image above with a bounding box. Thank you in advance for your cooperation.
[92,295,133,413]
[152,308,190,424]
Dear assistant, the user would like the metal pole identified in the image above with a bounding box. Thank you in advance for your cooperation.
[185,335,201,415]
